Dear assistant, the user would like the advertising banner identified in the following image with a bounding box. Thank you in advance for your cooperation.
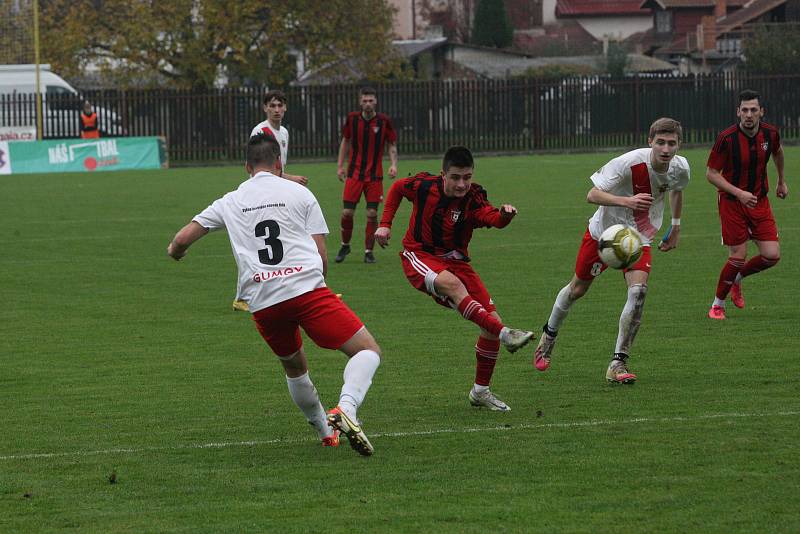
[0,126,37,142]
[2,136,167,175]
[0,141,11,175]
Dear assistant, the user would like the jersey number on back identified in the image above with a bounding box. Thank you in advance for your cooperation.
[255,220,284,265]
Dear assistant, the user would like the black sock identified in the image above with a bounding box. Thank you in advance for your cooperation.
[543,323,558,337]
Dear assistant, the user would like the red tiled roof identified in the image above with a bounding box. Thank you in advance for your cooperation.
[717,0,786,32]
[556,0,651,17]
[640,0,747,8]
[514,20,600,54]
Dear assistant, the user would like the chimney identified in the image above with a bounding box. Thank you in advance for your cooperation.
[701,15,717,50]
[715,0,727,19]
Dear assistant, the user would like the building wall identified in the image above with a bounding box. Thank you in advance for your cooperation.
[673,8,708,35]
[575,16,653,40]
[390,0,415,39]
[543,0,557,24]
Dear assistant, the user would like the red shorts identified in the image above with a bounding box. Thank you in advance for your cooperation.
[343,178,383,208]
[718,194,779,246]
[251,287,364,357]
[574,229,652,280]
[400,249,496,312]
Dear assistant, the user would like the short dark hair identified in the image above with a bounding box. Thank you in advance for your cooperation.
[246,133,281,168]
[738,89,762,107]
[648,117,682,142]
[263,89,287,105]
[360,86,377,97]
[442,146,474,171]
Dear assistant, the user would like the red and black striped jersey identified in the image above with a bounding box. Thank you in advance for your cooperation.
[342,112,397,182]
[379,172,511,260]
[707,122,781,198]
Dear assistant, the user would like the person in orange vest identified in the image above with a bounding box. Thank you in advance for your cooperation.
[80,101,100,139]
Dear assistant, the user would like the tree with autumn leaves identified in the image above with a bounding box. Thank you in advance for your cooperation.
[39,0,405,88]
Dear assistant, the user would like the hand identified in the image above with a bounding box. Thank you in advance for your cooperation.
[776,181,789,199]
[288,174,308,186]
[167,242,186,261]
[337,166,346,182]
[388,165,398,179]
[374,227,391,248]
[658,225,680,252]
[737,189,758,208]
[499,204,517,220]
[626,193,653,211]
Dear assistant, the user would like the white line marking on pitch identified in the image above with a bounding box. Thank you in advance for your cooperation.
[1,411,797,461]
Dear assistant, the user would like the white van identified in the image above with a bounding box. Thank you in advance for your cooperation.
[0,64,124,138]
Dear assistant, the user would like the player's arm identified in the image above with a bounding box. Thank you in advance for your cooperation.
[472,203,517,228]
[773,145,788,199]
[167,221,209,261]
[587,187,652,211]
[386,142,398,179]
[311,233,328,277]
[337,138,351,182]
[375,178,410,247]
[705,166,756,207]
[283,172,308,186]
[659,190,683,252]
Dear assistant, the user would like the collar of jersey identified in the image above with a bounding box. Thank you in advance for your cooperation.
[251,170,281,179]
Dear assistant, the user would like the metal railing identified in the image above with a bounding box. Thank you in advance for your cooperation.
[2,72,799,162]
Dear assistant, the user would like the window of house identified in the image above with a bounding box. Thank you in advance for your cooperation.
[656,10,673,34]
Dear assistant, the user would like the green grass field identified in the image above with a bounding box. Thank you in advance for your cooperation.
[1,148,798,532]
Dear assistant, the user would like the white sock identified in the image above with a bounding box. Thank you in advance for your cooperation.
[472,384,489,394]
[547,284,575,332]
[713,297,726,307]
[339,350,381,420]
[286,373,332,439]
[615,284,647,355]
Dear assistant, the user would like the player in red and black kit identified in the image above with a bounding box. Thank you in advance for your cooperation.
[374,146,534,411]
[335,87,398,264]
[707,90,789,320]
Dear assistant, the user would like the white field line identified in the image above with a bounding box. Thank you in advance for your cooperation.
[1,410,798,462]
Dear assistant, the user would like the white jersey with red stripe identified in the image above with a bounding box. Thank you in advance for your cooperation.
[250,121,289,170]
[587,148,690,245]
[192,171,328,313]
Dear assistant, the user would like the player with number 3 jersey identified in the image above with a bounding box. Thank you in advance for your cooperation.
[167,134,381,456]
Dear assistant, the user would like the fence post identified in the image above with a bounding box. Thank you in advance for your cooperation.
[634,76,641,142]
[227,89,235,161]
[431,81,440,154]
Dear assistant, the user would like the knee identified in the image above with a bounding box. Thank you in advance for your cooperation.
[630,283,648,296]
[434,273,461,296]
[366,208,378,219]
[341,209,354,219]
[570,283,589,300]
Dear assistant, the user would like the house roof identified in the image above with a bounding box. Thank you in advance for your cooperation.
[448,45,676,77]
[392,38,448,59]
[640,0,747,8]
[557,0,651,17]
[514,20,600,55]
[716,0,787,32]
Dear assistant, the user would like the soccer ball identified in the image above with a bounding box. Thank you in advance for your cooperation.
[598,224,643,269]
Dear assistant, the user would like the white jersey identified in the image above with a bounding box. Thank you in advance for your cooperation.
[193,171,328,312]
[587,148,690,245]
[250,121,289,169]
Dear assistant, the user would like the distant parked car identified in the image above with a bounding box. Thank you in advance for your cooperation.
[0,64,125,138]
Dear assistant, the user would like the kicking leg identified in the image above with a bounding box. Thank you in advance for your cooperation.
[534,275,592,371]
[433,270,533,353]
[327,327,381,456]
